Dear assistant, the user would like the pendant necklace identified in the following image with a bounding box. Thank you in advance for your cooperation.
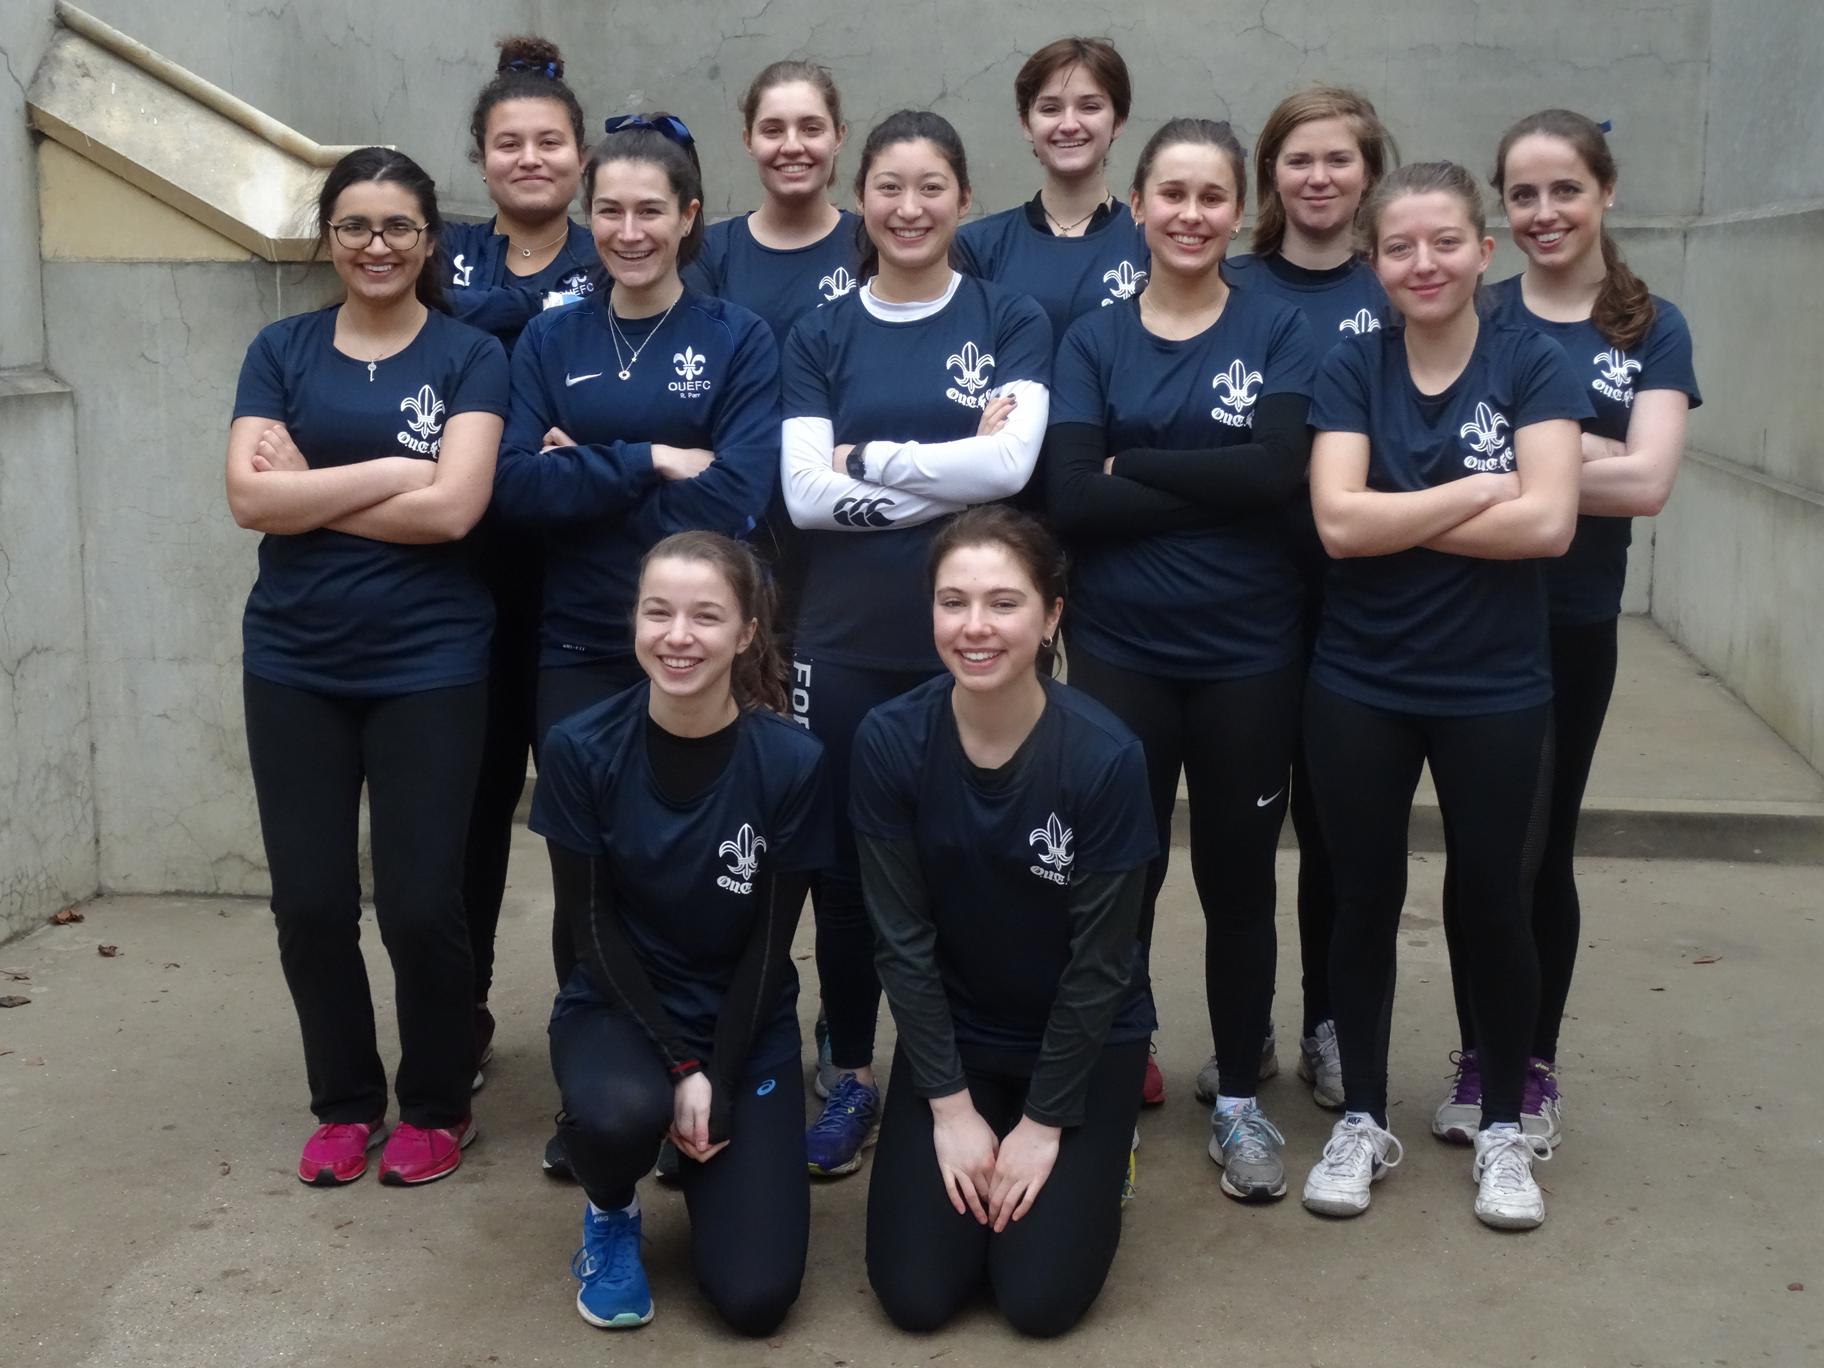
[1043,193,1110,237]
[608,294,681,381]
[510,225,569,259]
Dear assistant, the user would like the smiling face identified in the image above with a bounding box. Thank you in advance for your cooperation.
[1020,64,1124,181]
[325,179,434,306]
[860,137,970,278]
[1131,141,1242,277]
[634,555,756,707]
[1370,189,1494,325]
[932,543,1062,694]
[481,97,582,222]
[745,80,845,201]
[589,158,699,291]
[1500,132,1610,274]
[1273,115,1368,241]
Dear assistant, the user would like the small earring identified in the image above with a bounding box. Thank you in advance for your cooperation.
[1231,227,1241,239]
[1041,635,1055,648]
[1606,200,1614,208]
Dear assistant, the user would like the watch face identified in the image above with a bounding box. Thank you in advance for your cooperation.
[847,445,867,480]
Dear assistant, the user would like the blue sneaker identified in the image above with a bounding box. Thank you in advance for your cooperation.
[805,1073,880,1177]
[571,1204,653,1329]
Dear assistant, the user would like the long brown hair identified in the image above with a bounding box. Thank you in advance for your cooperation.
[928,506,1068,678]
[1252,85,1396,258]
[1492,109,1655,351]
[637,532,788,714]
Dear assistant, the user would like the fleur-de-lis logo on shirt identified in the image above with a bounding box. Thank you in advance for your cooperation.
[1211,359,1264,413]
[1338,308,1381,335]
[718,823,767,881]
[946,341,996,394]
[1594,348,1642,388]
[818,266,857,302]
[1458,401,1513,469]
[399,385,445,439]
[673,346,706,381]
[559,269,594,296]
[1101,260,1147,304]
[1028,813,1074,871]
[451,253,473,288]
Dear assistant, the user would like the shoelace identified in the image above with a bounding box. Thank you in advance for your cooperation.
[314,1122,373,1144]
[808,1077,876,1139]
[574,1214,644,1282]
[1522,1059,1561,1113]
[1476,1129,1552,1196]
[1310,1027,1341,1075]
[1447,1049,1482,1105]
[1316,1120,1404,1180]
[1214,1107,1285,1164]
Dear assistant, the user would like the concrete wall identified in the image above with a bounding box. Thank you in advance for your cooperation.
[0,4,97,939]
[1649,1,1824,770]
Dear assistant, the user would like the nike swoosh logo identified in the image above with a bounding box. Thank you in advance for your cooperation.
[1256,788,1285,808]
[564,372,603,387]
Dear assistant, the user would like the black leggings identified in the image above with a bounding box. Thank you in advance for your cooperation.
[461,544,542,1005]
[1065,648,1301,1098]
[1445,617,1618,1062]
[535,658,646,987]
[1288,596,1337,1037]
[792,654,936,1072]
[1303,683,1551,1128]
[243,673,485,1128]
[548,998,809,1338]
[866,1041,1146,1339]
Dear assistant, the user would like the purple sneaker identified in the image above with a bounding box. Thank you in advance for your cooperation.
[1431,1049,1481,1144]
[1521,1057,1563,1149]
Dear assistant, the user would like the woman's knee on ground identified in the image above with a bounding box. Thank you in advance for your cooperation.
[700,1264,803,1338]
[992,1269,1099,1339]
[867,1257,976,1334]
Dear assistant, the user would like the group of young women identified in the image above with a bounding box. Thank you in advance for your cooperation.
[223,29,1698,1340]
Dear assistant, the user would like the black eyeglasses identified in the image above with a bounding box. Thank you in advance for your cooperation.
[329,219,427,251]
[500,57,563,79]
[602,113,695,148]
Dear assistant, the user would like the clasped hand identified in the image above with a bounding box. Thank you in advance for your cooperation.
[669,1072,729,1165]
[930,1093,1060,1232]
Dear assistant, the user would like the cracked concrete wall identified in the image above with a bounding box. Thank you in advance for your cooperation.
[1648,0,1824,770]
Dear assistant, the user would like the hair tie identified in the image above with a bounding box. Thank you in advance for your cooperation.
[603,113,695,149]
[499,56,563,79]
[1598,119,1614,134]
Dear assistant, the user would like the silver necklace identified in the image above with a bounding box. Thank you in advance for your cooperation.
[608,295,680,380]
[510,225,568,258]
[1042,193,1110,237]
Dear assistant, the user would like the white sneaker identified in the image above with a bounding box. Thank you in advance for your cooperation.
[1472,1125,1552,1229]
[1296,1020,1344,1110]
[1302,1115,1403,1218]
[1192,1029,1279,1105]
[1431,1049,1481,1144]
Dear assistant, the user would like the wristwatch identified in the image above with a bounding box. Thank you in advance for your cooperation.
[845,443,868,481]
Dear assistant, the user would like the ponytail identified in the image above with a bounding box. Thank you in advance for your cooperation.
[1594,227,1656,352]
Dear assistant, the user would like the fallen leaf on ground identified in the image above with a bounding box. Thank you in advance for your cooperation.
[97,945,120,958]
[1692,953,1722,965]
[0,1048,13,1057]
[1650,986,1666,992]
[0,996,29,1009]
[51,907,85,924]
[0,968,28,981]
[219,1161,232,1176]
[164,962,182,970]
[1789,1282,1804,1292]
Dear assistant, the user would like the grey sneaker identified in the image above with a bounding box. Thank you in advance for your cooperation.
[1207,1102,1288,1202]
[1297,1020,1345,1110]
[1192,1029,1280,1105]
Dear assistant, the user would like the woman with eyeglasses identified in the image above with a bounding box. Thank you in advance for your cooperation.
[490,112,782,1168]
[441,34,597,1096]
[224,148,507,1189]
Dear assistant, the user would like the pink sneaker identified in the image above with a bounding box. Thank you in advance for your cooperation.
[378,1117,476,1186]
[297,1117,388,1187]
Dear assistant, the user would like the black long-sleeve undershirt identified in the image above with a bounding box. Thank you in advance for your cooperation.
[860,834,1147,1128]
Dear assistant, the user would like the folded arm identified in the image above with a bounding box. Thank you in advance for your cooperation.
[855,380,1049,503]
[1572,389,1689,517]
[1310,429,1520,559]
[1420,418,1581,559]
[327,412,501,543]
[224,415,431,535]
[1107,393,1312,512]
[782,417,967,531]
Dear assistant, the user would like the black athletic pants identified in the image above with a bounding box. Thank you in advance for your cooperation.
[1288,588,1337,1037]
[243,673,485,1128]
[1445,617,1618,1063]
[535,658,645,987]
[791,654,936,1072]
[866,1041,1147,1339]
[461,533,542,1005]
[1065,648,1301,1098]
[1303,682,1551,1128]
[548,994,809,1337]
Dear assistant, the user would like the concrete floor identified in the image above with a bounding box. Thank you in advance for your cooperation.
[2,829,1820,1368]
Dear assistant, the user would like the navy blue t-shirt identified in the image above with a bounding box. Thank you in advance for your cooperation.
[956,203,1150,346]
[232,306,509,695]
[494,290,782,668]
[441,219,600,354]
[1308,322,1595,715]
[1051,290,1318,678]
[683,211,863,346]
[1485,274,1702,625]
[849,675,1157,1054]
[531,684,833,1069]
[782,277,1052,673]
